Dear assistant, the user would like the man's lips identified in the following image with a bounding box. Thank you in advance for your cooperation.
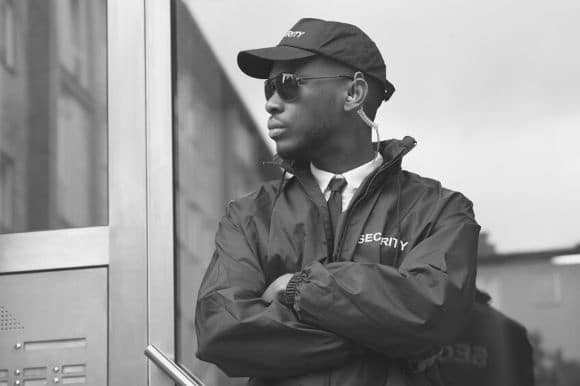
[268,119,286,139]
[268,128,286,139]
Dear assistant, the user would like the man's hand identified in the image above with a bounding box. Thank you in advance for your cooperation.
[261,273,294,303]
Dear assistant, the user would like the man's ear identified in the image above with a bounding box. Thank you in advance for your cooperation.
[344,71,368,113]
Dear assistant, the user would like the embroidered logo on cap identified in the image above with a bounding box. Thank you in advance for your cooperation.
[285,30,305,38]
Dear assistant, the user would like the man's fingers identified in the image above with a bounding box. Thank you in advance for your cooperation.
[262,280,282,303]
[262,280,279,302]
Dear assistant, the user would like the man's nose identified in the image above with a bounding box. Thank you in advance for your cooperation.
[265,92,283,115]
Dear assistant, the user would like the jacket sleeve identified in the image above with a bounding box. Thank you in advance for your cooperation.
[195,201,358,378]
[287,192,480,359]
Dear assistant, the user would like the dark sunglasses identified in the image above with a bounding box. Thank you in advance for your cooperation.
[264,73,353,101]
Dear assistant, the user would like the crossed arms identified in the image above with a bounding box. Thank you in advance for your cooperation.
[195,194,480,377]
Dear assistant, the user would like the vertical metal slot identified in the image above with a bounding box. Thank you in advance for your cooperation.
[61,376,86,384]
[22,379,48,386]
[23,338,87,351]
[23,368,47,377]
[61,365,85,374]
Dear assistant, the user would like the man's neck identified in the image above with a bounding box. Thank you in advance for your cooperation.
[311,146,376,174]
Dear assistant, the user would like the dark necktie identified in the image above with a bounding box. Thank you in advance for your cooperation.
[327,177,347,236]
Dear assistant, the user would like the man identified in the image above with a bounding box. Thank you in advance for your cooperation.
[438,289,535,386]
[195,18,480,385]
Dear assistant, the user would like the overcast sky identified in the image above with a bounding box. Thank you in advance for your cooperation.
[184,0,580,254]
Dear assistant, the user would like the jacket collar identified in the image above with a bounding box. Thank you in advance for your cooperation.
[267,136,417,175]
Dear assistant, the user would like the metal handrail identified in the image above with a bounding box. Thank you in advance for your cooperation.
[145,345,207,386]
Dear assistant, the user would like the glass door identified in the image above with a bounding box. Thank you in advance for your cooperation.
[1,0,169,384]
[0,0,109,384]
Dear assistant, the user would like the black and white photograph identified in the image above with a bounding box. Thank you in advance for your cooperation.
[1,1,578,385]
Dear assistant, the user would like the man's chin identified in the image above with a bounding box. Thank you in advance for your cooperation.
[275,142,308,161]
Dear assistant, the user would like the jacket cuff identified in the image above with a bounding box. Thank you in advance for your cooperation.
[280,271,308,306]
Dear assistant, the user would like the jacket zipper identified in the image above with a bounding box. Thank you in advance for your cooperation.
[333,146,414,260]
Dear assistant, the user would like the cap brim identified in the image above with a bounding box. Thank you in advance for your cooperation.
[383,79,395,101]
[237,46,317,79]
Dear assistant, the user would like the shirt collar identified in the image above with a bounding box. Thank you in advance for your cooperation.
[310,153,384,192]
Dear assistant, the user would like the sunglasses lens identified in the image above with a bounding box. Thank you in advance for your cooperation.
[278,74,298,101]
[264,74,299,101]
[264,78,276,100]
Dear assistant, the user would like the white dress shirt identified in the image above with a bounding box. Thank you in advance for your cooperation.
[310,153,384,212]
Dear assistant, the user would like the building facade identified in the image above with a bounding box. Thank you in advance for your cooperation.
[478,246,580,384]
[173,2,278,384]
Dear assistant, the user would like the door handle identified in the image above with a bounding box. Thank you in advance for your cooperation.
[145,345,207,386]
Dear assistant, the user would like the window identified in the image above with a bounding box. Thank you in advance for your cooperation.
[0,0,16,70]
[56,0,90,86]
[55,93,92,226]
[0,0,107,233]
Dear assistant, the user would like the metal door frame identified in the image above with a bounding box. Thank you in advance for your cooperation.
[143,0,175,385]
[108,0,175,385]
[107,0,148,384]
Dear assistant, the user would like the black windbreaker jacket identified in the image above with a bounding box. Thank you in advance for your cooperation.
[195,137,481,385]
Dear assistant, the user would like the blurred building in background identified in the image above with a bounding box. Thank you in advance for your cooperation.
[0,0,107,233]
[173,1,279,385]
[478,244,580,384]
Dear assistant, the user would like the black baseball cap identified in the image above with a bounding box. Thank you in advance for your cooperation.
[237,18,395,101]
